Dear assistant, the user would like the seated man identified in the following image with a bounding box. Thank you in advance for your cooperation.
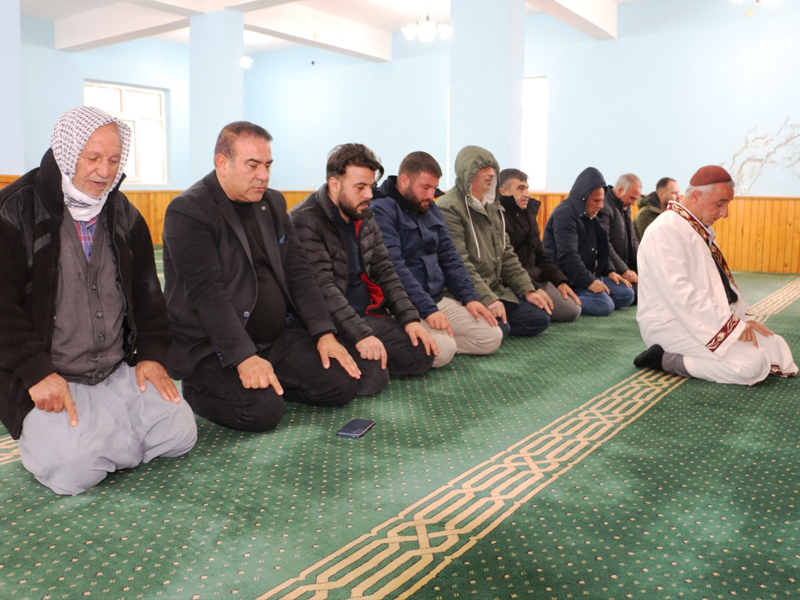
[291,144,437,384]
[163,122,361,433]
[598,174,641,299]
[635,165,797,384]
[371,151,502,368]
[634,177,681,240]
[542,167,635,316]
[437,146,551,338]
[498,168,581,323]
[0,107,197,495]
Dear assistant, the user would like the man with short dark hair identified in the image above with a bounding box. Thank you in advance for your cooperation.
[543,167,635,316]
[498,168,581,323]
[634,177,681,240]
[635,165,796,384]
[0,106,197,495]
[598,173,641,293]
[291,144,437,383]
[163,122,362,433]
[437,146,551,338]
[371,152,502,368]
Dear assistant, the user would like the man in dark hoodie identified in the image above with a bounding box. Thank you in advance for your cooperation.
[437,146,551,338]
[371,152,502,368]
[542,167,635,316]
[634,177,681,241]
[291,144,437,387]
[499,168,581,323]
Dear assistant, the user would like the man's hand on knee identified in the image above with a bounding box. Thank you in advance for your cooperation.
[355,335,388,368]
[136,360,181,403]
[425,311,453,336]
[28,373,78,426]
[405,322,439,357]
[318,333,362,379]
[237,355,284,394]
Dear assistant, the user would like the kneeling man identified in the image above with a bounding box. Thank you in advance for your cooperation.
[163,122,361,432]
[0,107,197,495]
[372,152,502,368]
[291,144,437,386]
[635,165,797,384]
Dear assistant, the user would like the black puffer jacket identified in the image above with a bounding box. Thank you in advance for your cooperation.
[290,186,420,345]
[499,194,568,288]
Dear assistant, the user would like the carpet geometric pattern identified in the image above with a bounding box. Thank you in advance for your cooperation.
[0,260,797,600]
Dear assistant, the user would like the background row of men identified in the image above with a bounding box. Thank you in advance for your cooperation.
[1,110,794,497]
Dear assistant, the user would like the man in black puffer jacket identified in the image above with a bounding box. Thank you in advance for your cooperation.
[291,144,437,392]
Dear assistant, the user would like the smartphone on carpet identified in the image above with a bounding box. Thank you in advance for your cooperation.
[337,419,375,438]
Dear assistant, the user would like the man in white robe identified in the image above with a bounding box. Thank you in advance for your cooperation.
[634,165,797,385]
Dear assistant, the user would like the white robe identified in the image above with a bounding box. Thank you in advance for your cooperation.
[637,202,797,385]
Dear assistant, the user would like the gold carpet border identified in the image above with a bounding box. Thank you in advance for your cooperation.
[0,436,20,467]
[260,277,800,600]
[259,370,688,600]
[749,276,800,323]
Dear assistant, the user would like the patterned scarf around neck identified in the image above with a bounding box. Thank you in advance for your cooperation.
[50,106,132,222]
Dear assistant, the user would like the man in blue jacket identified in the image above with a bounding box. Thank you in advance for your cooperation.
[542,167,635,316]
[372,152,502,368]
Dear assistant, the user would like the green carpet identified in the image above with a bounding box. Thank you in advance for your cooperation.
[1,266,798,600]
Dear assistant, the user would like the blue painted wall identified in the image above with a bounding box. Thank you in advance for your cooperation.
[20,17,191,190]
[244,36,450,191]
[13,0,800,196]
[526,0,800,195]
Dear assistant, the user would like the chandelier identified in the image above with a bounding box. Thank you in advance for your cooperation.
[401,13,452,43]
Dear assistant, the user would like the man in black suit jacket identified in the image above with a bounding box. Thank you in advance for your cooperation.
[162,122,361,432]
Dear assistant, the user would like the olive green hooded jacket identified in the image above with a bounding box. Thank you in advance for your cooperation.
[437,146,535,306]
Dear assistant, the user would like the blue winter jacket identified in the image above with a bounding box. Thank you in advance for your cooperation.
[542,167,615,290]
[371,177,479,319]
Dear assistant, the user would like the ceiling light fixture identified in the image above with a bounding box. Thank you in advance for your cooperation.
[240,56,253,69]
[401,13,452,43]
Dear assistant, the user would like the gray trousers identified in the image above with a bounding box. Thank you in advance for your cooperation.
[18,363,197,495]
[539,281,582,323]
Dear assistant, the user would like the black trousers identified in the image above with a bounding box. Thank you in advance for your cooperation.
[182,323,359,433]
[348,316,436,383]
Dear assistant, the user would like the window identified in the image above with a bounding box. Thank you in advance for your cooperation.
[84,82,168,185]
[521,76,549,191]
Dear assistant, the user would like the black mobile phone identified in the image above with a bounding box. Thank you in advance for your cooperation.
[337,419,375,438]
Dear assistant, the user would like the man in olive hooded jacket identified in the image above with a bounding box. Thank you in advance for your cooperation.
[437,146,551,338]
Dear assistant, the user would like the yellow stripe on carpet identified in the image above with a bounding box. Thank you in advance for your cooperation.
[259,370,688,600]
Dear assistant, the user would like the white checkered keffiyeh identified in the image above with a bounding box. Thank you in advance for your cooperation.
[50,106,132,221]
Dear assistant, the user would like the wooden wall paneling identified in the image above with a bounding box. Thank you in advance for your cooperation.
[739,198,753,271]
[0,175,18,190]
[282,190,311,211]
[788,200,799,273]
[754,197,767,272]
[4,180,797,273]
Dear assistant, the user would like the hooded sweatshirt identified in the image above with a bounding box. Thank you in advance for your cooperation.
[542,167,614,290]
[634,191,664,241]
[437,146,535,306]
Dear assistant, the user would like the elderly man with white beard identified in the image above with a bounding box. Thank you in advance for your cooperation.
[0,107,197,495]
[635,165,797,384]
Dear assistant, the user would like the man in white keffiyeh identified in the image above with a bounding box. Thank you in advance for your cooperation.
[0,107,196,495]
[51,106,132,221]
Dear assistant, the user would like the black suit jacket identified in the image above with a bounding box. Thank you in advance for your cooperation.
[162,171,335,380]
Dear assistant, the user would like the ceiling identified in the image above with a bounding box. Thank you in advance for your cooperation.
[19,0,649,60]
